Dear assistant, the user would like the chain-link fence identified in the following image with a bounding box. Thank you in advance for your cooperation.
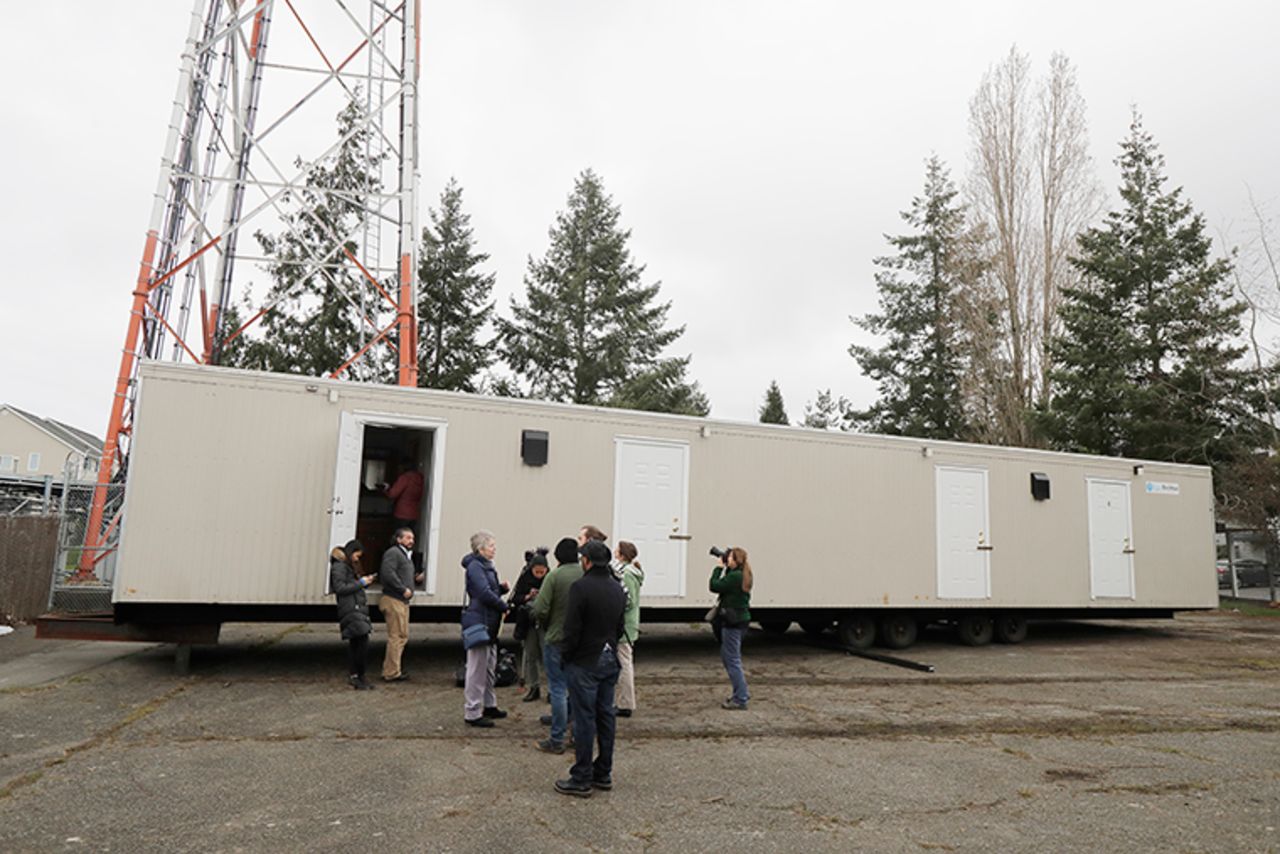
[48,478,124,613]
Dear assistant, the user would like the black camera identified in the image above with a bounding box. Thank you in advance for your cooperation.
[709,546,730,560]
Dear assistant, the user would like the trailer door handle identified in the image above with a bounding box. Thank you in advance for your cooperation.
[977,545,994,551]
[669,534,693,541]
[1123,548,1136,554]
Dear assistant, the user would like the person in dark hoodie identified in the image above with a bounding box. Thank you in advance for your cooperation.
[508,552,549,702]
[329,540,377,690]
[461,529,510,728]
[554,539,627,797]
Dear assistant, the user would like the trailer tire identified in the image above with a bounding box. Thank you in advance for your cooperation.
[800,619,831,637]
[878,614,917,650]
[955,613,994,646]
[994,613,1028,644]
[836,614,876,650]
[760,620,791,635]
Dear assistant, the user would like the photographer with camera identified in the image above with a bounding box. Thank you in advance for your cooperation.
[508,548,549,702]
[709,546,753,710]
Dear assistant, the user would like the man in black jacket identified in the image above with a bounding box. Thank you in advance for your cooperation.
[554,539,627,797]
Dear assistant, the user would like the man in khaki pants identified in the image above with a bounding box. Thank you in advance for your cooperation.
[379,527,418,681]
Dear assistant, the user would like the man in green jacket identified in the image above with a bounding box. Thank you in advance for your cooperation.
[533,538,583,753]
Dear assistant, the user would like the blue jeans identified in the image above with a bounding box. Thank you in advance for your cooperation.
[543,642,569,745]
[720,626,749,706]
[565,646,621,785]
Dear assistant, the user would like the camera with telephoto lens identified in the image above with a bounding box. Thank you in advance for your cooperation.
[709,545,731,563]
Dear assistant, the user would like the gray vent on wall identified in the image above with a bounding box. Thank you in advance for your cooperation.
[522,430,549,466]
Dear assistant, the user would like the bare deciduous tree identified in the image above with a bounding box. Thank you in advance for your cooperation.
[965,47,1101,444]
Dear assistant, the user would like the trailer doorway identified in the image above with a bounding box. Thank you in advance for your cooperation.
[1087,478,1135,599]
[612,437,690,598]
[328,411,447,595]
[935,465,992,599]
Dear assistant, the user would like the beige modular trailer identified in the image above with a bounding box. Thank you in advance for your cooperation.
[111,363,1217,649]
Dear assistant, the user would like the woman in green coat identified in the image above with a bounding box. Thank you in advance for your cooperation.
[710,546,753,709]
[614,541,644,717]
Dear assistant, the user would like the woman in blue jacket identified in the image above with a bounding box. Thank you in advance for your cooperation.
[461,529,510,727]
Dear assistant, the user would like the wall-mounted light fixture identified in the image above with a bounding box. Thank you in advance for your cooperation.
[921,446,933,458]
[521,430,549,466]
[1133,464,1144,476]
[700,425,712,439]
[1030,472,1051,501]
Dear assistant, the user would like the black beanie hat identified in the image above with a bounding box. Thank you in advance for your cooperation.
[529,553,548,568]
[344,539,365,559]
[554,537,578,565]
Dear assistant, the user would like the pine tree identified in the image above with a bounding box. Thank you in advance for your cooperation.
[848,157,976,439]
[802,389,850,430]
[417,179,495,392]
[498,170,707,413]
[1039,114,1262,472]
[224,100,391,381]
[758,381,788,425]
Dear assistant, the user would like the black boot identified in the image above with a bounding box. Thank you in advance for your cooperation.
[522,685,541,702]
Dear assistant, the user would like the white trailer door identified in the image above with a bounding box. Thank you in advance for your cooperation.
[936,466,991,599]
[328,411,365,572]
[613,438,689,598]
[1087,478,1135,599]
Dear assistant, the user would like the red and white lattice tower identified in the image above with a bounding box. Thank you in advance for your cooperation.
[78,0,421,577]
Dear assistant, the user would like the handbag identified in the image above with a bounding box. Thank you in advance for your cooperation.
[462,622,491,650]
[718,605,749,628]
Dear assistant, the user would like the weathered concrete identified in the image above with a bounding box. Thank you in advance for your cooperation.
[1,614,1277,852]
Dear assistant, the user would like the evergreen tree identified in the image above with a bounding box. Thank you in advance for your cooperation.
[498,170,707,413]
[1039,114,1262,473]
[802,389,850,430]
[758,381,789,424]
[418,178,495,392]
[848,157,975,439]
[224,100,391,381]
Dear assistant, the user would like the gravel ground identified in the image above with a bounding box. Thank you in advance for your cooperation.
[1,613,1278,853]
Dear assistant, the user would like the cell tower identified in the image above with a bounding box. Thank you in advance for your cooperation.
[72,0,421,589]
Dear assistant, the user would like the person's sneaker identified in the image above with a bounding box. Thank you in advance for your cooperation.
[591,776,613,791]
[464,717,495,728]
[536,738,565,754]
[482,706,508,719]
[348,675,363,690]
[383,673,409,683]
[720,699,748,710]
[522,686,541,702]
[616,708,633,718]
[554,778,593,798]
[355,677,375,691]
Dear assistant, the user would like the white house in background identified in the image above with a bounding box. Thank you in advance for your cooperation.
[0,405,102,481]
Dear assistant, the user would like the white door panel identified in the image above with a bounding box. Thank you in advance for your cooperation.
[613,439,689,598]
[936,466,991,599]
[1088,478,1135,598]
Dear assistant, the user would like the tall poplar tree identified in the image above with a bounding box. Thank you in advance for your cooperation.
[499,169,708,414]
[848,157,978,439]
[1039,114,1262,473]
[417,179,495,392]
[758,381,789,424]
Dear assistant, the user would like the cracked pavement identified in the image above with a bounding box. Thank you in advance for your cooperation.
[1,613,1278,852]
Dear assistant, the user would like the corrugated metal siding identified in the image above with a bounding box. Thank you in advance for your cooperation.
[115,364,1217,611]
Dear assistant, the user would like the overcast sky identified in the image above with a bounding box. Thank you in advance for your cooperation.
[2,1,1278,437]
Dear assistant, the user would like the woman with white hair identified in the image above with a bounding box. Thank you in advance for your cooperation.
[461,530,510,727]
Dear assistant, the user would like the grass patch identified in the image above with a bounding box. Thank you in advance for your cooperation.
[1216,598,1280,618]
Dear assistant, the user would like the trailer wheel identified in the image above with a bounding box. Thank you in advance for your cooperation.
[760,620,791,635]
[800,619,832,637]
[994,613,1028,644]
[878,614,917,650]
[836,614,876,650]
[955,613,994,646]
